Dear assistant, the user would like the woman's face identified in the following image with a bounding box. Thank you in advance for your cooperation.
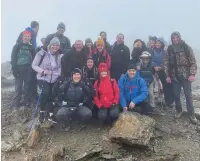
[97,45,104,52]
[50,44,60,53]
[87,59,94,69]
[134,41,142,48]
[73,73,81,83]
[149,40,155,48]
[100,71,107,77]
[86,42,92,48]
[155,41,162,49]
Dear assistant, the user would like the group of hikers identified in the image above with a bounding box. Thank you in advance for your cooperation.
[10,21,198,127]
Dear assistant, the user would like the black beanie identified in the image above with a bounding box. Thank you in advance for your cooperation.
[72,68,82,76]
[127,64,137,70]
[57,22,66,30]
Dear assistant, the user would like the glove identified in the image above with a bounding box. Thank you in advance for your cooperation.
[12,68,19,78]
[78,103,83,107]
[188,75,195,82]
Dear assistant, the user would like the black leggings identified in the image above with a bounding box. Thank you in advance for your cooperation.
[38,80,55,112]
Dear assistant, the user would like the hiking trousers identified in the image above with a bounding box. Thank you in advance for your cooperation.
[148,82,156,107]
[12,65,32,106]
[172,80,194,116]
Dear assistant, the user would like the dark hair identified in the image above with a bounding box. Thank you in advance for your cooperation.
[30,21,39,29]
[100,31,106,36]
[117,33,124,38]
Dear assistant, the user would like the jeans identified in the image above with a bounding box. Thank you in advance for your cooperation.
[56,106,92,123]
[11,65,32,106]
[172,80,194,116]
[97,105,120,122]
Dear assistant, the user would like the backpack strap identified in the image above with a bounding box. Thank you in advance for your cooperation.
[38,51,46,66]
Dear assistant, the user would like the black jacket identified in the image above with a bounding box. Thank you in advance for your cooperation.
[61,48,87,78]
[44,33,71,54]
[82,65,98,85]
[111,42,130,80]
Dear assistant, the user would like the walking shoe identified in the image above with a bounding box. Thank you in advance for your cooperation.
[48,114,57,123]
[174,111,183,119]
[39,111,45,123]
[189,115,198,124]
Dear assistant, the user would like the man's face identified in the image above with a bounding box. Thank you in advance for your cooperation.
[155,41,162,49]
[116,34,124,44]
[73,73,81,83]
[127,69,136,79]
[100,32,107,40]
[34,26,39,34]
[86,42,92,48]
[87,59,94,69]
[57,28,65,35]
[101,71,107,77]
[141,57,150,64]
[149,40,155,48]
[74,40,83,51]
[97,45,104,52]
[172,35,180,44]
[50,44,60,53]
[23,34,31,44]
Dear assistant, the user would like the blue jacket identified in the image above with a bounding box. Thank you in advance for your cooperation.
[17,27,37,49]
[152,48,165,66]
[118,72,148,108]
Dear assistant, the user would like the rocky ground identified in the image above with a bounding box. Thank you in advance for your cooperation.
[1,59,200,161]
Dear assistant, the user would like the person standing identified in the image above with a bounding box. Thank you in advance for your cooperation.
[152,38,174,107]
[32,37,62,123]
[84,38,94,58]
[11,31,35,108]
[111,33,130,81]
[61,40,87,78]
[164,32,197,124]
[44,22,71,54]
[147,36,157,53]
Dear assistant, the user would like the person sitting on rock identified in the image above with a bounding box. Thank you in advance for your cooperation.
[118,64,150,114]
[56,68,93,127]
[93,63,120,123]
[136,51,156,108]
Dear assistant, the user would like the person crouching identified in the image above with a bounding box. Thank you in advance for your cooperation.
[93,63,120,123]
[56,68,92,125]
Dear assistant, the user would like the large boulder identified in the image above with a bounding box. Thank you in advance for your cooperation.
[109,112,155,146]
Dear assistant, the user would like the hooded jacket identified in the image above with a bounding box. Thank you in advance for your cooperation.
[17,27,37,49]
[61,47,87,78]
[111,42,130,80]
[32,49,62,83]
[93,63,119,108]
[164,32,197,80]
[82,65,98,85]
[118,72,148,108]
[92,49,111,69]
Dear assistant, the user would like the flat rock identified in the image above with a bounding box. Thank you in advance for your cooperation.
[1,141,15,152]
[109,112,155,146]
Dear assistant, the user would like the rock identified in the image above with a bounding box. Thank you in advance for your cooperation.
[101,154,116,160]
[1,141,15,152]
[148,153,179,161]
[183,108,200,119]
[196,126,200,133]
[27,122,41,148]
[49,145,65,160]
[117,155,138,161]
[75,146,102,161]
[109,112,155,146]
[13,128,23,141]
[154,124,171,134]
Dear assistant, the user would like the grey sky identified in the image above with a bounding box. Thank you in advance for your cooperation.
[2,0,200,62]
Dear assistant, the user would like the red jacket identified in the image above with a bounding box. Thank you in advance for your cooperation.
[93,78,119,108]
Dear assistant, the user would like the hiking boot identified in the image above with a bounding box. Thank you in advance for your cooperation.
[174,111,183,119]
[39,111,45,123]
[189,115,198,124]
[48,115,57,123]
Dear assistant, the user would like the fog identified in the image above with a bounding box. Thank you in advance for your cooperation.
[2,0,200,62]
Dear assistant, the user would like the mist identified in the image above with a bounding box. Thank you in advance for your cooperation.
[2,0,200,62]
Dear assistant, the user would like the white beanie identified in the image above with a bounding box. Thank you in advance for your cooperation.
[49,37,60,47]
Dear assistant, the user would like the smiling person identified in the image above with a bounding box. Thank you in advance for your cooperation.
[147,36,157,53]
[32,37,63,123]
[111,33,130,81]
[94,63,120,123]
[84,38,94,58]
[56,68,92,128]
[164,32,197,124]
[44,22,71,54]
[61,40,87,78]
[11,31,35,108]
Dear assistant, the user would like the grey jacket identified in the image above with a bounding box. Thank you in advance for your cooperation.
[32,49,63,83]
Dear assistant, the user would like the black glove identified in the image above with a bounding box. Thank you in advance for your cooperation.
[12,67,19,78]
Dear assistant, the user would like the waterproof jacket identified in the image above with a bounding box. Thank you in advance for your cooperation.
[92,49,111,69]
[82,65,98,85]
[17,27,37,49]
[118,72,148,108]
[61,47,87,78]
[111,42,130,81]
[11,42,35,69]
[32,49,62,83]
[94,78,119,108]
[44,33,71,54]
[164,41,197,80]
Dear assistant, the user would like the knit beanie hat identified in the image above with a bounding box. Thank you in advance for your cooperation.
[171,31,181,40]
[127,64,137,70]
[98,63,108,73]
[85,38,93,44]
[23,31,31,36]
[49,37,60,47]
[96,36,104,47]
[72,68,82,76]
[57,22,66,30]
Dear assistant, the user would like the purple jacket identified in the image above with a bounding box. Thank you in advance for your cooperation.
[32,49,63,83]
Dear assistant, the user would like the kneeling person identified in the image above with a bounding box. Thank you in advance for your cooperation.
[94,63,120,122]
[56,68,92,123]
[118,64,149,114]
